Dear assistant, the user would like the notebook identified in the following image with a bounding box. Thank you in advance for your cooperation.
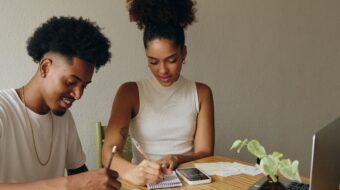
[147,171,182,189]
[248,116,340,190]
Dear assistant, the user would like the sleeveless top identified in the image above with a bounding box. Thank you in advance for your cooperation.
[130,75,199,163]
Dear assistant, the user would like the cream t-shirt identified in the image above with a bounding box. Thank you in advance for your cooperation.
[0,89,86,183]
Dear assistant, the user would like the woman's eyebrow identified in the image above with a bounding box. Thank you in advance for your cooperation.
[147,53,177,60]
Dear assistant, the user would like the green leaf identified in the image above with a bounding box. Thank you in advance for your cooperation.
[262,163,272,175]
[269,174,278,183]
[230,139,242,150]
[278,159,301,182]
[237,139,248,153]
[279,158,291,166]
[260,155,279,176]
[247,140,266,159]
[271,151,283,159]
[292,160,299,171]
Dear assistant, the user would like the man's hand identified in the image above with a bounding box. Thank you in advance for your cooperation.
[68,168,121,190]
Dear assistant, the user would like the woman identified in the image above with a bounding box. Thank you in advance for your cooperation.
[102,0,214,185]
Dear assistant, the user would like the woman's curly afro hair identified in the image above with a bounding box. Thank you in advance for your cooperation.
[127,0,197,48]
[26,16,111,71]
[127,0,196,29]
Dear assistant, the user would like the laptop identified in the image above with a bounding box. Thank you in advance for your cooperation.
[249,117,340,190]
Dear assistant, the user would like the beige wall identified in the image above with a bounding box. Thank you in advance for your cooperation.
[0,0,339,176]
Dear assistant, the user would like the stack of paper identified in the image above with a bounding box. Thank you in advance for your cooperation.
[194,162,262,177]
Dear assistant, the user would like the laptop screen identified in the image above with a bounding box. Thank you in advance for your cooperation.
[309,117,340,190]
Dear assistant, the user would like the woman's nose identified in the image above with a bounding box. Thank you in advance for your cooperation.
[159,62,168,74]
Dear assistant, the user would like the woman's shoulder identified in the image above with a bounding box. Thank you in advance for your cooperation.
[116,82,139,101]
[195,82,213,101]
[195,82,212,93]
[115,82,139,114]
[120,81,137,89]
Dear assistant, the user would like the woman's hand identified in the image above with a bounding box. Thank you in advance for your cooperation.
[156,155,179,175]
[123,160,163,185]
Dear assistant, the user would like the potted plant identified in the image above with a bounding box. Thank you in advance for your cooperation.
[230,139,301,190]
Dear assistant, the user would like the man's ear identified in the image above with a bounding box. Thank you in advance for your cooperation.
[39,58,52,78]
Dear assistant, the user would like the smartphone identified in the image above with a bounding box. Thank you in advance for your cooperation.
[176,167,212,185]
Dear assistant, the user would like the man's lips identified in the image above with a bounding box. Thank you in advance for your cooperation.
[60,97,75,109]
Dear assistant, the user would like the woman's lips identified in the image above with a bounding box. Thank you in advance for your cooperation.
[159,76,171,83]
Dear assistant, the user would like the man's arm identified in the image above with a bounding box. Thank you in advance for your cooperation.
[0,168,121,190]
[67,164,88,175]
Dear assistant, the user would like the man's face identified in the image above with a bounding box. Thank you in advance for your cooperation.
[41,54,94,116]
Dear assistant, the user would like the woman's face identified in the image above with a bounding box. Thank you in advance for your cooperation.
[145,38,186,87]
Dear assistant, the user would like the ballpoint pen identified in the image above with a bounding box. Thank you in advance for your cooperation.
[131,137,149,160]
[107,145,117,169]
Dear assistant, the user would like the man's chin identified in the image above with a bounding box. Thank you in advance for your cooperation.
[52,110,66,116]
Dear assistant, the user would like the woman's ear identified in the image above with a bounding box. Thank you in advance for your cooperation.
[39,58,52,78]
[182,45,187,63]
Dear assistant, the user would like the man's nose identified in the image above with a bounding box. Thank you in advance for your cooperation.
[71,86,83,100]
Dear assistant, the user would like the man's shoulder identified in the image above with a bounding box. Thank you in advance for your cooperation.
[0,88,15,98]
[0,88,17,108]
[0,89,17,128]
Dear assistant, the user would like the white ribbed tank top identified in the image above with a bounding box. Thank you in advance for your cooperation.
[130,75,199,163]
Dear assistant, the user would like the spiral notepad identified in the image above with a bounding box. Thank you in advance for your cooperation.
[147,171,182,189]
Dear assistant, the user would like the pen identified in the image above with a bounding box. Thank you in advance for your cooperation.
[107,145,117,169]
[131,137,149,160]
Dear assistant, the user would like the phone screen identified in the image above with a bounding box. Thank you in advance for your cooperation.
[177,168,210,181]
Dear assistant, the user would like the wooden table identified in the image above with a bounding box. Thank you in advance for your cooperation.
[121,155,339,190]
[121,155,270,190]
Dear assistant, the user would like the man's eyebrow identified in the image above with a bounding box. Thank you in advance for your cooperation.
[70,74,92,85]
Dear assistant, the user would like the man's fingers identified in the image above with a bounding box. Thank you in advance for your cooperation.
[107,178,122,190]
[106,168,119,179]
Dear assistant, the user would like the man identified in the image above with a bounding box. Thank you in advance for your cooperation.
[0,16,121,190]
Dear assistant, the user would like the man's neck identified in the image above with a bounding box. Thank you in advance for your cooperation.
[17,79,50,115]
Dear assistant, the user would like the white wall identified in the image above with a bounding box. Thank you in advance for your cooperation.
[0,0,339,176]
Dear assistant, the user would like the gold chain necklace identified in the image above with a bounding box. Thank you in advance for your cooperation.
[22,86,53,166]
